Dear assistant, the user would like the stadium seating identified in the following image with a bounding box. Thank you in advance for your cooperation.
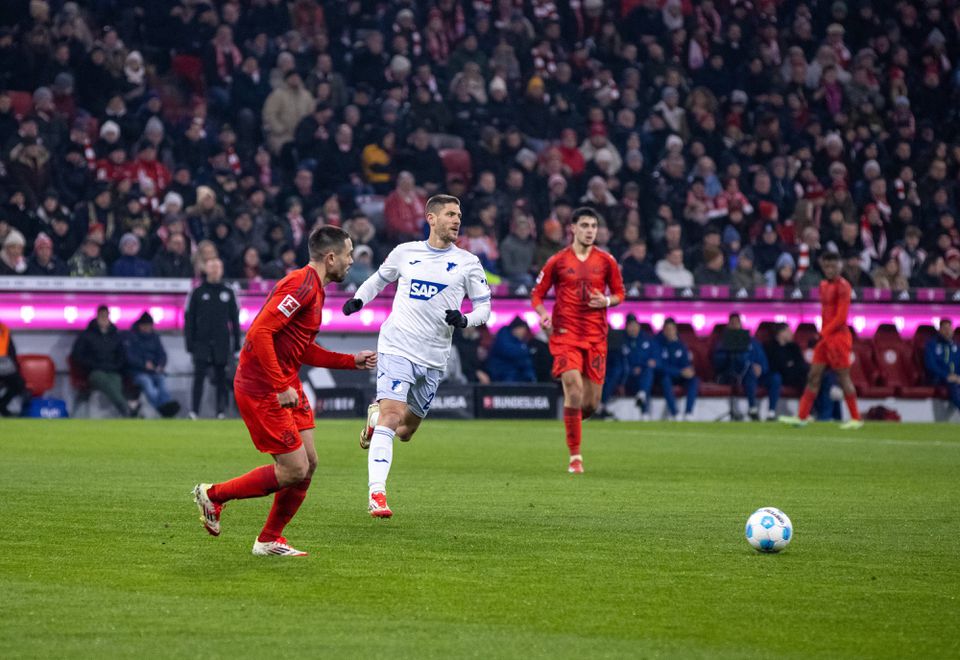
[438,148,472,187]
[17,354,55,397]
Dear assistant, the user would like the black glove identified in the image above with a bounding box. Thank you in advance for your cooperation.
[445,309,468,328]
[342,298,363,316]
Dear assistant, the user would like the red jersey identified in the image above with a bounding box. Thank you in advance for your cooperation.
[531,246,625,346]
[819,276,852,340]
[234,266,355,396]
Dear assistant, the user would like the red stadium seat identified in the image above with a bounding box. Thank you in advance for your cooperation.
[8,90,33,119]
[873,323,902,347]
[852,340,894,398]
[754,321,777,345]
[912,324,937,374]
[18,354,55,397]
[676,322,697,348]
[794,323,819,352]
[438,148,472,186]
[872,341,933,398]
[707,323,726,355]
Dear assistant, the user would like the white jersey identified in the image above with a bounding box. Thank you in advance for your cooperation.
[366,241,491,370]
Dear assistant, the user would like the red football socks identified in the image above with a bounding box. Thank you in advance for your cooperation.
[563,406,582,456]
[258,478,311,543]
[844,392,861,421]
[207,464,280,504]
[797,388,816,421]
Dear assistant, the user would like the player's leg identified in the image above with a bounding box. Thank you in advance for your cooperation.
[581,346,605,419]
[787,360,827,422]
[561,369,585,471]
[835,367,863,429]
[395,409,424,441]
[255,412,317,555]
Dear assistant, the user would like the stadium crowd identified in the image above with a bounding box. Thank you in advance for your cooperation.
[1,0,960,291]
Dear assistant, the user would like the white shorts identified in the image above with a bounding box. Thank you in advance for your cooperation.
[376,352,444,418]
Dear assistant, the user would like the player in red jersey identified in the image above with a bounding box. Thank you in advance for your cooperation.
[780,251,864,430]
[192,227,377,556]
[531,207,626,473]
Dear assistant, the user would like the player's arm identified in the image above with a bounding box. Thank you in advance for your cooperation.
[302,343,376,370]
[446,262,492,328]
[589,256,626,308]
[530,253,558,328]
[344,246,402,315]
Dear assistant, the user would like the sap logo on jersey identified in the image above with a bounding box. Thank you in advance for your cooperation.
[409,279,448,300]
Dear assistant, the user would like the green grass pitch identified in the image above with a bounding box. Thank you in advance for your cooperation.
[1,419,958,658]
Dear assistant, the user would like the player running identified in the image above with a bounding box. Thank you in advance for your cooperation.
[192,227,377,556]
[780,251,863,430]
[531,207,625,473]
[341,194,491,518]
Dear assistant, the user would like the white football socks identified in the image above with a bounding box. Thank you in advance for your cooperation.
[368,425,395,495]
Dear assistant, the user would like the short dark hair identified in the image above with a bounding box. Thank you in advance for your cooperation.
[821,251,841,263]
[662,317,676,329]
[426,194,460,217]
[308,225,350,262]
[571,206,604,226]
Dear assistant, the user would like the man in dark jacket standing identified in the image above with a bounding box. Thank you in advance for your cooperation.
[185,258,240,419]
[124,312,180,418]
[70,305,136,417]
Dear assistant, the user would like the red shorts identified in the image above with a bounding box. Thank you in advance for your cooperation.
[812,336,852,370]
[235,384,315,455]
[550,339,607,384]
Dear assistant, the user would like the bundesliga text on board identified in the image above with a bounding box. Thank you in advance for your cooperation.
[482,395,552,410]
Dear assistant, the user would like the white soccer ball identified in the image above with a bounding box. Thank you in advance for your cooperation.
[744,507,793,553]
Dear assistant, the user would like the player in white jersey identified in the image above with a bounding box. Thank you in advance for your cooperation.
[342,195,491,517]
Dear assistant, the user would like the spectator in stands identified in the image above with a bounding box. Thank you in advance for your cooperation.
[534,218,565,271]
[185,259,240,420]
[152,232,193,279]
[383,171,426,243]
[694,246,730,286]
[870,255,909,293]
[621,240,658,288]
[70,305,137,417]
[0,320,27,417]
[943,249,960,289]
[26,232,67,276]
[343,244,374,289]
[656,318,699,421]
[110,233,152,278]
[123,312,180,418]
[68,236,107,277]
[499,213,535,288]
[842,251,874,288]
[262,70,314,155]
[925,319,960,414]
[731,246,765,289]
[485,317,536,383]
[0,229,27,275]
[397,127,445,196]
[656,247,694,288]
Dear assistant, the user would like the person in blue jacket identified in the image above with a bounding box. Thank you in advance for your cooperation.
[714,313,781,420]
[622,314,658,419]
[656,317,699,420]
[924,318,960,413]
[124,312,181,417]
[485,316,537,383]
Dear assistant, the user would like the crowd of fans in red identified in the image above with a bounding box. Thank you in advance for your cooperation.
[1,0,960,293]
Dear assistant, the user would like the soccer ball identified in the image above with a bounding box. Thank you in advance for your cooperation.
[744,507,793,553]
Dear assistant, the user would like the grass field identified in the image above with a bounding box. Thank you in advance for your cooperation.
[1,419,958,659]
